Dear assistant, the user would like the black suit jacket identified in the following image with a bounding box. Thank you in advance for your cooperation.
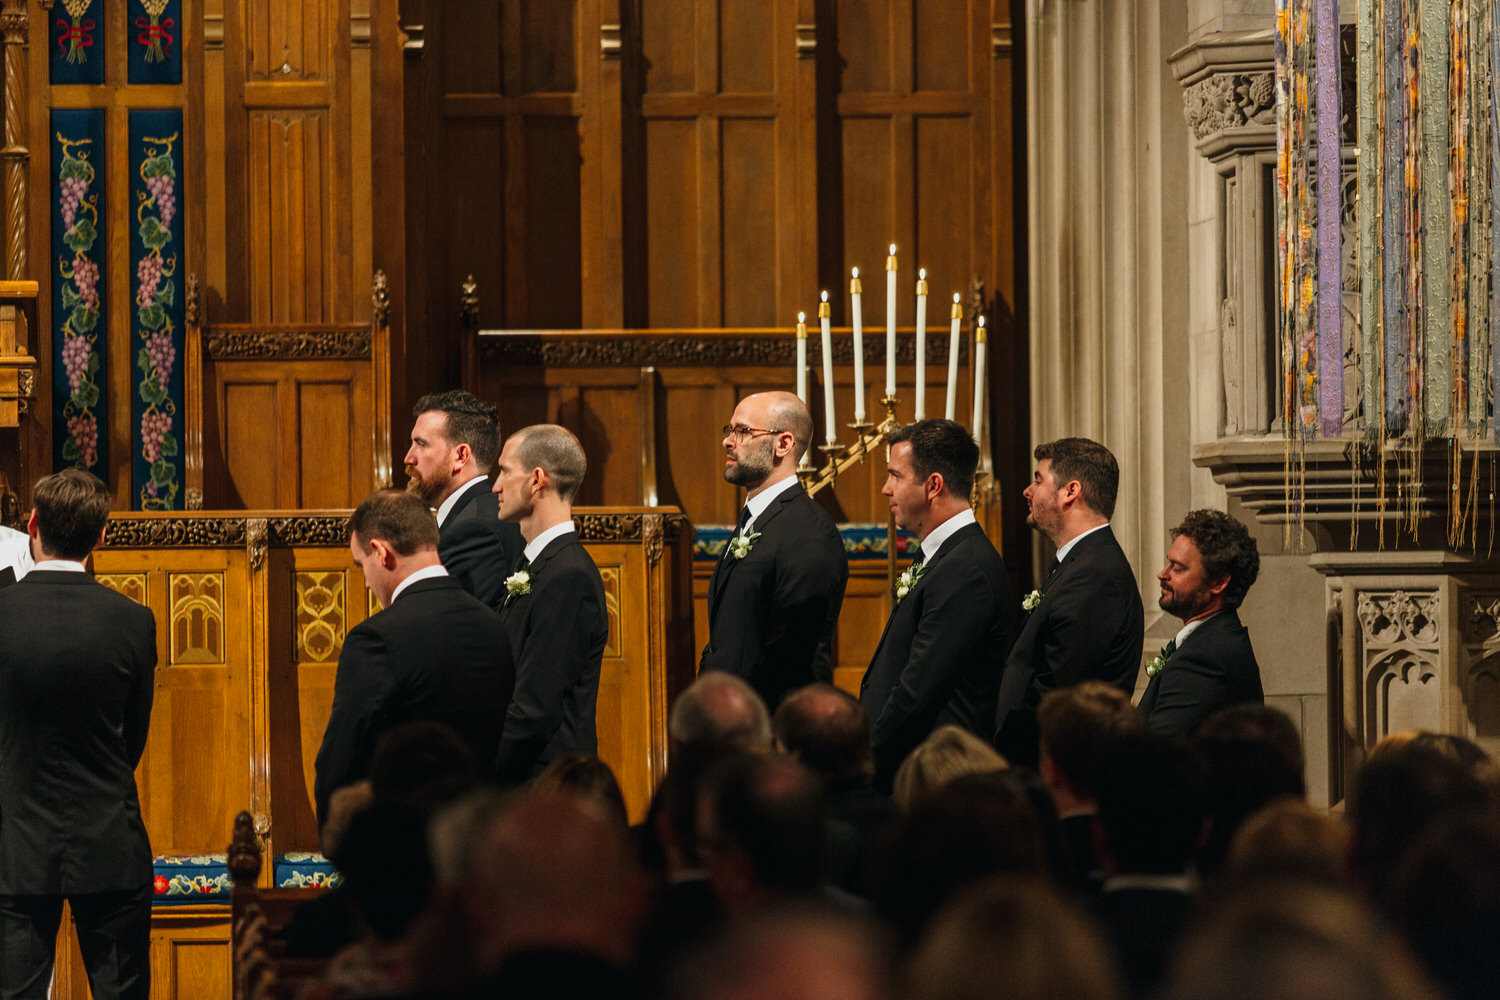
[995,526,1143,763]
[859,521,1012,786]
[496,530,608,782]
[0,571,156,894]
[314,576,515,824]
[439,479,525,613]
[1138,609,1263,736]
[700,483,849,709]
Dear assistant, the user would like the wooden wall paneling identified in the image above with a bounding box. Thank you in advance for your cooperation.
[149,912,233,1000]
[580,0,626,327]
[218,375,282,508]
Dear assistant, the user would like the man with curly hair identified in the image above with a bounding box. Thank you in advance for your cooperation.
[1139,508,1263,735]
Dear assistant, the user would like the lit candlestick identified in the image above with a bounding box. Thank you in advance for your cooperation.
[819,292,836,443]
[971,316,987,447]
[914,268,929,419]
[850,268,866,423]
[885,245,898,397]
[795,311,808,404]
[945,294,962,420]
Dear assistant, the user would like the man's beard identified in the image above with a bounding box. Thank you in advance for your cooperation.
[724,439,775,488]
[1159,584,1212,620]
[406,465,449,505]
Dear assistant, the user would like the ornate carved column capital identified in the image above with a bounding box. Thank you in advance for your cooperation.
[1168,31,1277,161]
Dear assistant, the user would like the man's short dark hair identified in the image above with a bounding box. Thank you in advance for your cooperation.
[773,684,875,787]
[1171,509,1260,610]
[32,469,112,560]
[414,390,501,470]
[887,419,979,501]
[1037,681,1144,800]
[348,489,440,556]
[1193,704,1305,878]
[511,424,587,503]
[1034,438,1120,518]
[703,753,826,894]
[1095,732,1207,874]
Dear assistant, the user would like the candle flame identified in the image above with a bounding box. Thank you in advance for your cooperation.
[919,268,926,280]
[978,316,986,328]
[953,293,961,303]
[798,311,806,322]
[821,290,829,302]
[889,244,897,255]
[851,267,859,279]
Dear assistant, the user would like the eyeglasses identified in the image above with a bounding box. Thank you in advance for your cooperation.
[722,424,782,442]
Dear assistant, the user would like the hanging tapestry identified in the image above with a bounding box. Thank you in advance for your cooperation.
[50,0,103,85]
[127,0,182,85]
[129,109,184,510]
[51,109,107,477]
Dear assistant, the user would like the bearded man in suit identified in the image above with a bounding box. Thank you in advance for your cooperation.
[994,437,1145,767]
[1139,508,1263,735]
[405,389,525,611]
[0,470,156,1000]
[701,391,848,710]
[315,489,514,825]
[493,424,609,782]
[859,419,1012,788]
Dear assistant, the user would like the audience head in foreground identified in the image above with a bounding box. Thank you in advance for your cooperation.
[773,683,875,789]
[669,672,772,754]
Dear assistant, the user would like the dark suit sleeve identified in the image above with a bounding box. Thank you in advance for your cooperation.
[123,608,157,767]
[699,559,769,678]
[313,626,397,825]
[869,558,994,771]
[439,518,517,610]
[1041,571,1140,689]
[496,562,604,782]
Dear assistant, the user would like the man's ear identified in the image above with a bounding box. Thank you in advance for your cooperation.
[452,442,472,472]
[1058,478,1084,508]
[925,471,946,502]
[1206,573,1231,598]
[369,537,398,569]
[26,509,38,539]
[93,525,106,552]
[531,466,549,496]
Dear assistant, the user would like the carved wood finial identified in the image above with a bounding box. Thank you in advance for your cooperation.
[460,274,479,329]
[185,273,200,327]
[227,810,261,886]
[966,277,986,328]
[371,269,389,326]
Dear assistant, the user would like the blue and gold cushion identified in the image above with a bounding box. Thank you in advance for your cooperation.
[694,523,916,562]
[151,851,343,905]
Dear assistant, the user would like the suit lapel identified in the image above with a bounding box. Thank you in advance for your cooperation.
[709,487,797,618]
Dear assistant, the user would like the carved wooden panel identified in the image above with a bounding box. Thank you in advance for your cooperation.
[97,572,149,605]
[294,571,346,663]
[247,112,334,323]
[169,573,226,665]
[248,0,332,80]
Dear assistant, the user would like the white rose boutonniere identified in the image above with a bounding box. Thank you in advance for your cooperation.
[1022,589,1043,612]
[1145,641,1175,678]
[895,561,926,602]
[728,526,762,560]
[504,569,532,597]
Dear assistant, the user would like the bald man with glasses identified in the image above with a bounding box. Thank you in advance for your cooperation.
[700,392,848,710]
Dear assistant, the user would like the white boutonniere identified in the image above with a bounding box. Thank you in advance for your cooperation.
[1022,589,1043,611]
[504,569,532,597]
[728,526,762,559]
[1145,642,1174,678]
[895,562,926,602]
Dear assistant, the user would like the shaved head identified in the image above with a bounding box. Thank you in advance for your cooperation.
[756,392,815,461]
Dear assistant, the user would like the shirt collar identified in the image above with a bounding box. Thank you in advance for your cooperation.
[524,520,576,564]
[920,508,977,563]
[32,559,87,573]
[390,563,449,604]
[742,474,800,528]
[1173,610,1222,648]
[1053,522,1110,565]
[435,475,490,527]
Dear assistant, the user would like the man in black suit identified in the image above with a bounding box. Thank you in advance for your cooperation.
[0,470,156,1000]
[405,390,525,611]
[859,419,1012,788]
[493,424,609,782]
[701,391,848,709]
[994,437,1144,767]
[1139,508,1263,736]
[314,489,515,826]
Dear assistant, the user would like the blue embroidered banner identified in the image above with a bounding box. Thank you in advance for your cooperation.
[51,109,107,477]
[128,0,182,85]
[129,109,184,509]
[49,0,103,85]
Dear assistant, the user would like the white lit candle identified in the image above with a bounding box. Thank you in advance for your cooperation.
[850,269,866,423]
[945,294,962,420]
[914,268,929,419]
[971,316,987,446]
[819,292,836,443]
[885,244,898,397]
[795,311,808,404]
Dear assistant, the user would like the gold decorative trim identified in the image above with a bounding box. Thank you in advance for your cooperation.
[371,270,389,326]
[169,573,225,665]
[477,334,966,368]
[574,511,688,546]
[204,329,371,361]
[795,22,816,57]
[295,571,346,662]
[185,486,203,510]
[97,573,148,605]
[185,273,200,326]
[600,22,622,58]
[105,515,350,548]
[599,566,622,658]
[643,513,664,567]
[460,274,479,328]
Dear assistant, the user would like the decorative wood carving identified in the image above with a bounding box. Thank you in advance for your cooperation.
[245,517,268,571]
[371,270,389,326]
[1,0,27,280]
[574,510,689,545]
[97,573,149,605]
[643,512,664,567]
[294,571,345,663]
[203,328,371,361]
[104,514,353,548]
[476,331,966,368]
[169,573,226,664]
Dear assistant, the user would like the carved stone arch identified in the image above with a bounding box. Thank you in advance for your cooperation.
[1366,649,1441,743]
